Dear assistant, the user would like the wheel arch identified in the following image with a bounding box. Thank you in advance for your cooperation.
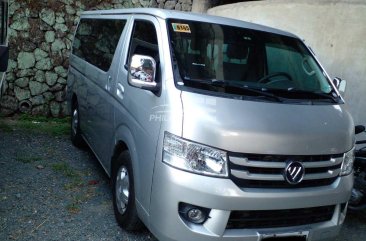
[110,125,146,222]
[110,126,139,181]
[71,93,77,105]
[68,93,78,116]
[111,140,129,176]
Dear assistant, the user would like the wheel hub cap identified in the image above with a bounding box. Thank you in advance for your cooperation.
[116,166,129,214]
[72,109,78,135]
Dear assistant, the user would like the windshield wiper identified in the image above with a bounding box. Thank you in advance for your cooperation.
[284,89,340,103]
[235,84,284,102]
[184,78,283,102]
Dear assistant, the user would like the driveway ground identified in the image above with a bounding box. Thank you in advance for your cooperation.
[0,118,365,241]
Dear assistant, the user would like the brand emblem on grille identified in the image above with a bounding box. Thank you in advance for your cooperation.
[284,161,305,184]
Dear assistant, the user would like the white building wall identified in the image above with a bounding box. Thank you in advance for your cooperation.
[208,0,366,125]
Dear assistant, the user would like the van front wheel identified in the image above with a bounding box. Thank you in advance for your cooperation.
[112,151,143,231]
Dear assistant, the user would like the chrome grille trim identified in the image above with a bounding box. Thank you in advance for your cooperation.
[303,169,341,180]
[230,156,342,169]
[229,154,343,188]
[230,156,286,168]
[231,170,284,181]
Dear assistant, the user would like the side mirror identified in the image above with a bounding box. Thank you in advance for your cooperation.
[128,54,158,91]
[355,125,365,135]
[333,77,346,96]
[0,45,9,72]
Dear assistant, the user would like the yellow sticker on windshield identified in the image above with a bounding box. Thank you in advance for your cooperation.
[172,23,191,33]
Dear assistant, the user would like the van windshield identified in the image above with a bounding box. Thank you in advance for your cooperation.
[167,19,339,103]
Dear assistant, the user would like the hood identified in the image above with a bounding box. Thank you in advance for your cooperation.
[181,91,354,155]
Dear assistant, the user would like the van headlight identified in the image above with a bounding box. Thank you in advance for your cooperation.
[163,132,228,177]
[340,147,355,176]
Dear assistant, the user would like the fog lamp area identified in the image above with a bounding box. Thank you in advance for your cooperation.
[178,202,211,225]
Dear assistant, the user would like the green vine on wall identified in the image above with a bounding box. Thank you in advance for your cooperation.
[20,0,115,12]
[80,0,114,9]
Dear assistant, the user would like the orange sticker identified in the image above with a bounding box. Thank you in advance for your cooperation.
[172,23,191,33]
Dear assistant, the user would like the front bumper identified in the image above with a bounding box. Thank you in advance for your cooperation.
[149,162,352,241]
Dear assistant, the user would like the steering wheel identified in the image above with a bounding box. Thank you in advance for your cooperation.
[258,72,293,85]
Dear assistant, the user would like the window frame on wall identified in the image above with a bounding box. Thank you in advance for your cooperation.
[72,17,127,72]
[0,0,8,97]
[0,0,7,45]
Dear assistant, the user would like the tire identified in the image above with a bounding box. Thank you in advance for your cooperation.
[112,151,143,231]
[70,101,84,148]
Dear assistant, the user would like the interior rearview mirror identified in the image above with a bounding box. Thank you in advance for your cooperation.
[128,54,158,92]
[333,77,346,96]
[0,45,9,72]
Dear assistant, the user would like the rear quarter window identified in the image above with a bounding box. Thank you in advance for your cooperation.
[73,18,126,72]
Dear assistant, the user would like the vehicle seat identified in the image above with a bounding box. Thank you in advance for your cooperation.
[245,45,264,82]
[184,38,210,80]
[223,44,248,82]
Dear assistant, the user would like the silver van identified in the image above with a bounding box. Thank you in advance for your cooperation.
[66,8,354,241]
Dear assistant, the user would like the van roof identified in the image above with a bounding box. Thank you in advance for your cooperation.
[81,8,297,38]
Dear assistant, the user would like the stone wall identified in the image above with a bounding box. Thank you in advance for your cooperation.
[0,0,192,117]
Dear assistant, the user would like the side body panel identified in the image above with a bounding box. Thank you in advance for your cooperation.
[84,15,130,171]
[67,54,89,139]
[112,15,167,222]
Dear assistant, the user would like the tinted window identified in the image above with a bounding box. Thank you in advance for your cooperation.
[128,20,159,64]
[168,19,335,102]
[266,44,323,91]
[73,19,126,71]
[0,1,8,44]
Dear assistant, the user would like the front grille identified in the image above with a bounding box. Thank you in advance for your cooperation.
[229,153,343,189]
[227,205,335,229]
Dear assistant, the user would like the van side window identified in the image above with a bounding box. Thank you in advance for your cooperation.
[73,19,127,72]
[128,20,159,66]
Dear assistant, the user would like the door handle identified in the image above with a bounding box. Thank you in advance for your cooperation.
[116,83,125,99]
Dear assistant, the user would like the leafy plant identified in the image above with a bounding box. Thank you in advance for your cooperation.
[66,203,80,214]
[80,0,114,9]
[22,0,43,11]
[0,120,12,132]
[52,162,79,178]
[2,114,70,136]
[16,154,42,163]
